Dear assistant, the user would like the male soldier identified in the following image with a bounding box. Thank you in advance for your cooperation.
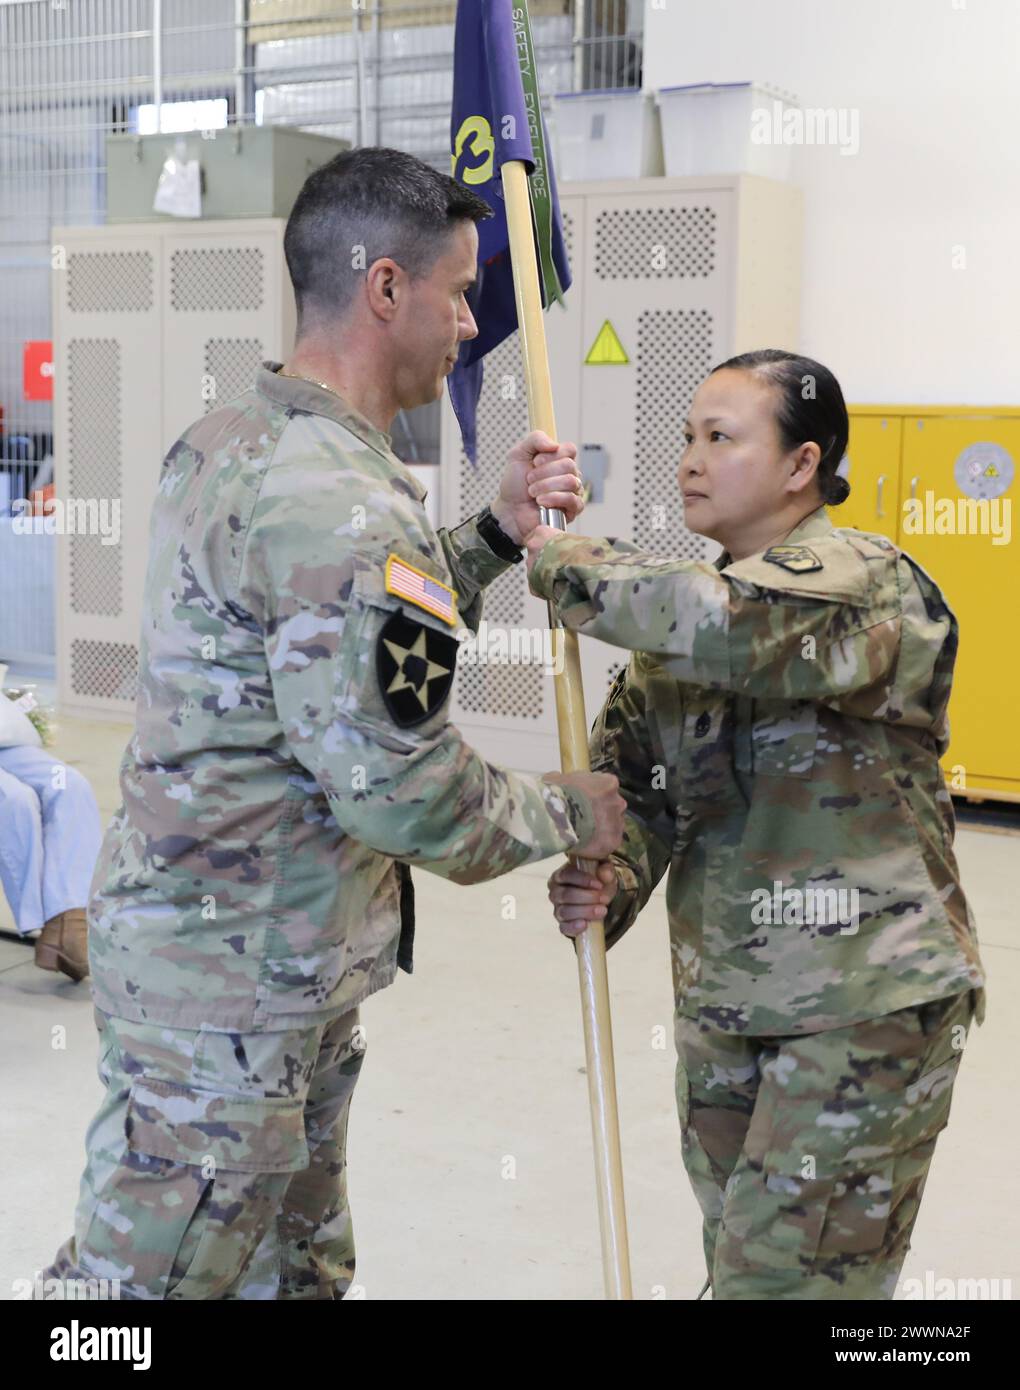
[41,147,625,1300]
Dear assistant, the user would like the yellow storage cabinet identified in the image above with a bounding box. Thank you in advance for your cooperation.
[841,415,902,542]
[845,407,1020,802]
[899,415,1020,799]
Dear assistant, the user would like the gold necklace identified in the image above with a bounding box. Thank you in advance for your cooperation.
[278,368,339,397]
[278,368,391,444]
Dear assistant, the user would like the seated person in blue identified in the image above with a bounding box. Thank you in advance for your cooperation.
[0,693,102,981]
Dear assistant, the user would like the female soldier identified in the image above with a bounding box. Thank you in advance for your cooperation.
[526,349,986,1301]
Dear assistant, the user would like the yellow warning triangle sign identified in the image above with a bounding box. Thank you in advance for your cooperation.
[585,319,629,365]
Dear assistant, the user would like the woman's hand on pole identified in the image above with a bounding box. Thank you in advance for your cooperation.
[548,859,620,938]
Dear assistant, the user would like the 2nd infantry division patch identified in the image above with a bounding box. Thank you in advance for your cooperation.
[762,545,824,573]
[377,610,459,727]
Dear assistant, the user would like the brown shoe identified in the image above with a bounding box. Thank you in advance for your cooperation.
[35,909,90,982]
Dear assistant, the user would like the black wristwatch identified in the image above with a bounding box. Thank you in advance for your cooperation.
[476,505,524,564]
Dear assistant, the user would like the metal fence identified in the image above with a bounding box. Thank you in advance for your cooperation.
[0,0,643,669]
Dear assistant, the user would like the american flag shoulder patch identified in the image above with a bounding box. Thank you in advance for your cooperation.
[385,554,458,626]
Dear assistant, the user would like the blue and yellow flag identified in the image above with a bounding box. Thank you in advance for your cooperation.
[448,0,571,466]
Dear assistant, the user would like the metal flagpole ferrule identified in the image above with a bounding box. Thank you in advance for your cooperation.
[539,502,567,633]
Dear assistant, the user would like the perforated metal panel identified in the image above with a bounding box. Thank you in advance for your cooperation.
[70,638,138,704]
[562,207,576,270]
[204,337,265,412]
[162,228,290,447]
[453,332,544,722]
[67,338,122,615]
[579,189,730,579]
[170,246,265,312]
[54,219,294,719]
[633,308,716,559]
[66,251,154,313]
[594,205,717,280]
[449,207,580,727]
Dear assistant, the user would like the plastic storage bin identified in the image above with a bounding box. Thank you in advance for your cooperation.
[657,82,799,180]
[551,89,663,181]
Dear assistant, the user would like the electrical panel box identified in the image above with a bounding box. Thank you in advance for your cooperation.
[51,218,296,719]
[105,127,349,223]
[440,173,803,773]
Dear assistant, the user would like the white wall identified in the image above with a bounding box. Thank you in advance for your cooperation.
[643,0,1020,406]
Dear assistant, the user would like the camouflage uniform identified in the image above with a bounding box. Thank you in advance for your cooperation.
[530,507,986,1298]
[43,362,596,1300]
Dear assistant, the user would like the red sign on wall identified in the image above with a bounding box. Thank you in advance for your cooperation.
[23,340,54,400]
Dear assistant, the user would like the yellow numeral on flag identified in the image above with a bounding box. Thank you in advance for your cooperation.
[453,115,494,185]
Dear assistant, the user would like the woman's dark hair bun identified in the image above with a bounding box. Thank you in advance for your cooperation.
[825,473,851,506]
[710,349,850,507]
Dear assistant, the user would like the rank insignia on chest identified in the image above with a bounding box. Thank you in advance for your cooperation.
[762,545,824,573]
[385,554,457,625]
[377,610,459,727]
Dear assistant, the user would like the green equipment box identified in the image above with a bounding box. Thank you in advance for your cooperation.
[105,126,350,223]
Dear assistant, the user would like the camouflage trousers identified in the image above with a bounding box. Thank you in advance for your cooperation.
[675,990,976,1300]
[42,1005,366,1300]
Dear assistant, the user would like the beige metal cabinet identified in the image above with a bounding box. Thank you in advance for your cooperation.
[51,219,295,719]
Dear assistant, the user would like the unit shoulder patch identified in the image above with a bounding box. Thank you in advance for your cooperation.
[762,545,824,573]
[377,610,458,728]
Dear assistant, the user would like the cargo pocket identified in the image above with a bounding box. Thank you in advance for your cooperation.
[883,994,969,1154]
[124,1077,309,1299]
[727,1143,898,1272]
[733,1167,836,1270]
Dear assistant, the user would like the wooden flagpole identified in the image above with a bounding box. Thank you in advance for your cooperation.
[500,156,633,1301]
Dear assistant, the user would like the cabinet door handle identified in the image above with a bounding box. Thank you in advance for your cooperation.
[909,475,920,500]
[876,474,886,518]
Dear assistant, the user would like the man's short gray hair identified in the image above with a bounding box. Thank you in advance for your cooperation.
[284,146,493,333]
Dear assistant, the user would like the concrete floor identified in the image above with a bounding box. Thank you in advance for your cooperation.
[1,710,1017,1301]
